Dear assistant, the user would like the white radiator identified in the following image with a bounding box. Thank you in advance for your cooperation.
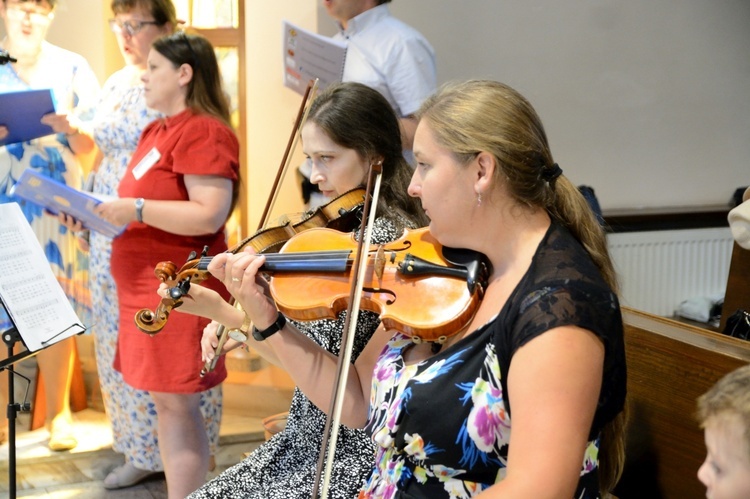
[607,228,734,316]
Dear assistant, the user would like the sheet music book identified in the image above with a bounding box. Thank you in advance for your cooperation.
[0,203,85,352]
[282,20,347,95]
[10,169,126,238]
[0,89,56,146]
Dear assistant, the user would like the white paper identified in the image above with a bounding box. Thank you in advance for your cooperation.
[282,20,347,96]
[0,203,85,352]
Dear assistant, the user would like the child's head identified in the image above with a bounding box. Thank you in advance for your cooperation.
[696,364,750,499]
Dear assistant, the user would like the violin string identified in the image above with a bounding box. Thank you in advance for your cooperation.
[197,250,359,269]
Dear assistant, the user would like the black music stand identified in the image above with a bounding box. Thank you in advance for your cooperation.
[0,299,83,499]
[0,301,34,499]
[0,202,86,498]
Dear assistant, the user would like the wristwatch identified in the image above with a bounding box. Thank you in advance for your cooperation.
[252,311,286,342]
[227,313,252,342]
[135,198,145,223]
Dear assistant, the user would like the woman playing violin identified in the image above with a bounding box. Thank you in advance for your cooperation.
[177,82,427,498]
[95,32,239,499]
[206,80,627,498]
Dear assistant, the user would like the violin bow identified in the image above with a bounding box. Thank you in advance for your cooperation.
[311,160,384,498]
[201,79,320,376]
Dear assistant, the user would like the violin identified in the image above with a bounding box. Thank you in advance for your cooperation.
[134,188,366,335]
[144,226,490,343]
[266,227,489,342]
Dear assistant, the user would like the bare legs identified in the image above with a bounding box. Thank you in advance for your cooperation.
[151,391,209,498]
[37,337,77,450]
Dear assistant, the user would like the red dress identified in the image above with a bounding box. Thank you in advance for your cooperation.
[111,109,239,393]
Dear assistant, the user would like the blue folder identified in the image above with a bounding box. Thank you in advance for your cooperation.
[9,170,127,238]
[0,89,56,146]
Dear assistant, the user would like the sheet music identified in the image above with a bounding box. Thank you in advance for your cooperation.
[0,203,85,352]
[282,20,347,95]
[10,169,126,238]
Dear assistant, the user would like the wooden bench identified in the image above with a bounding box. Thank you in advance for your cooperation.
[613,307,750,498]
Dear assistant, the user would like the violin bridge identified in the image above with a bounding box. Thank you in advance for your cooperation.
[374,245,385,279]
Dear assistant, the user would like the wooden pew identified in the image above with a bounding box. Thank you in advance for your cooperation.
[614,307,750,499]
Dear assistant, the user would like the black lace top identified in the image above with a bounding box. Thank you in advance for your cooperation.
[362,221,627,499]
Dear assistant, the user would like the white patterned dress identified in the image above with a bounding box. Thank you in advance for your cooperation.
[0,41,99,330]
[89,65,222,472]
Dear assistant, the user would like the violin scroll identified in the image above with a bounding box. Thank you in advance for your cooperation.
[134,250,209,335]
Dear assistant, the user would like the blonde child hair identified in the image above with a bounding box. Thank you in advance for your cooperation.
[697,364,750,456]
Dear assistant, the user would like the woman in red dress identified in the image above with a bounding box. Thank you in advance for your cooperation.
[95,32,239,499]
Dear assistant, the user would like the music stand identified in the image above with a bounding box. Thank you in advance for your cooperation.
[0,203,87,499]
[0,300,85,499]
[0,313,33,499]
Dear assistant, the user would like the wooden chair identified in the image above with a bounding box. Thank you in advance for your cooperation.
[614,307,750,498]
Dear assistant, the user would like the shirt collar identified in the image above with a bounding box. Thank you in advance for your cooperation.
[339,4,390,37]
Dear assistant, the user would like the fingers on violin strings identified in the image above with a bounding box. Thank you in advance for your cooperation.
[207,253,230,279]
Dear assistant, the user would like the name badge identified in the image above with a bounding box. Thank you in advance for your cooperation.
[132,147,161,180]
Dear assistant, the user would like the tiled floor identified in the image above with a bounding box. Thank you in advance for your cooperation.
[0,408,266,498]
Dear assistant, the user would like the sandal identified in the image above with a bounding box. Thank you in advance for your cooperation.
[48,416,77,452]
[103,462,159,490]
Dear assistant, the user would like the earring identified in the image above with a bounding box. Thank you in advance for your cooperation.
[476,192,482,207]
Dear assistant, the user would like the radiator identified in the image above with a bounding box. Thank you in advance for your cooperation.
[606,228,734,316]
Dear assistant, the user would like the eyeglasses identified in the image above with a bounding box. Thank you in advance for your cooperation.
[5,0,54,23]
[108,19,160,37]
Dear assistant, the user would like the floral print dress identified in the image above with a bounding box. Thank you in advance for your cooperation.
[361,222,627,499]
[189,216,413,499]
[0,41,99,329]
[89,65,222,471]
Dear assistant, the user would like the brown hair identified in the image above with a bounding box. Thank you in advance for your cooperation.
[698,364,750,460]
[417,79,625,493]
[110,0,177,28]
[152,32,231,127]
[152,32,237,212]
[306,82,427,228]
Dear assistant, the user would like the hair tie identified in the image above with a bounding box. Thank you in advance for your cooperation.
[541,163,563,183]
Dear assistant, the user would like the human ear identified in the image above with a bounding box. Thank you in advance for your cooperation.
[474,151,496,194]
[178,63,194,87]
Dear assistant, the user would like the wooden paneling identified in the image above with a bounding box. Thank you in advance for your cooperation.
[614,308,750,498]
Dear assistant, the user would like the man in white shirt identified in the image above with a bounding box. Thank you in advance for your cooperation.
[325,0,436,151]
[301,0,437,209]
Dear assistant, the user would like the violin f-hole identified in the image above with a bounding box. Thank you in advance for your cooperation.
[361,286,396,305]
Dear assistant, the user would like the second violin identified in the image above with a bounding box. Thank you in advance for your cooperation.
[134,188,366,335]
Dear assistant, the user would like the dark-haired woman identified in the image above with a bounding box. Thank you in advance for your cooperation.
[81,1,222,489]
[208,80,627,498]
[95,32,239,498]
[166,81,427,498]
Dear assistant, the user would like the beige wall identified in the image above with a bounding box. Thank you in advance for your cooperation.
[322,1,750,211]
[242,1,316,231]
[6,1,749,213]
